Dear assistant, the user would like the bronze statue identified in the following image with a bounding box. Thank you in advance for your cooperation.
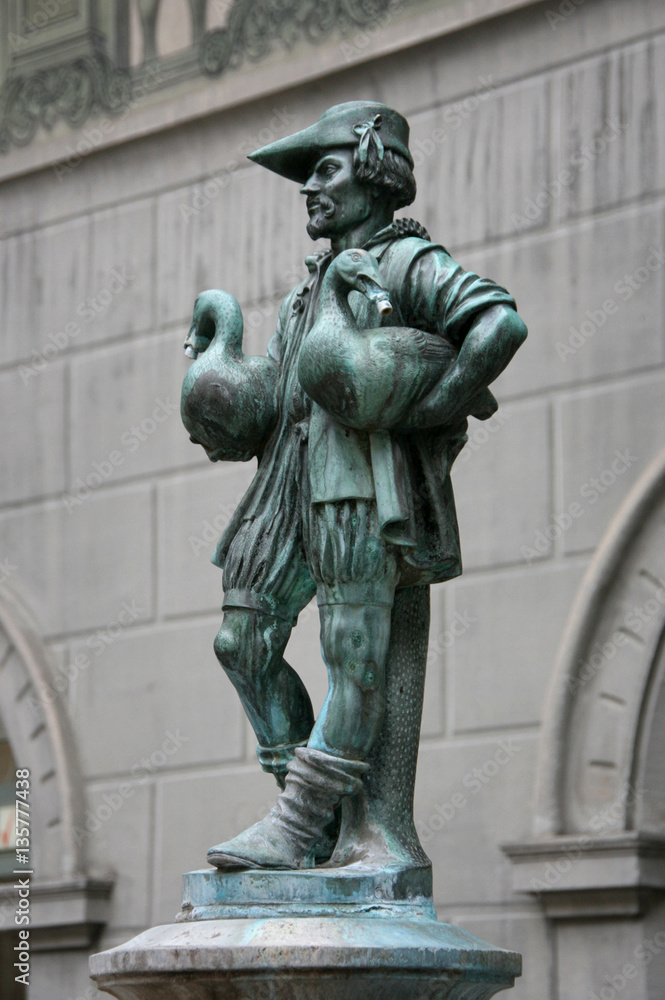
[181,101,527,873]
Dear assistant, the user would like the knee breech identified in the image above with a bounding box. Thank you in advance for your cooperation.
[307,498,399,609]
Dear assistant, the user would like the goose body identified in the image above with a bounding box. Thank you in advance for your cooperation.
[299,249,464,431]
[181,289,278,462]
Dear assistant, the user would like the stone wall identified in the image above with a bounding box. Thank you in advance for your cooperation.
[1,0,664,997]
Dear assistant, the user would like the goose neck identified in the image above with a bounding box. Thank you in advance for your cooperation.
[319,261,355,330]
[210,292,243,358]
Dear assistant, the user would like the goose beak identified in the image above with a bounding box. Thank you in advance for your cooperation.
[360,276,393,317]
[184,323,198,359]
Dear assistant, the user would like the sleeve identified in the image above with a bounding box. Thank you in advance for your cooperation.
[266,292,293,364]
[402,244,517,348]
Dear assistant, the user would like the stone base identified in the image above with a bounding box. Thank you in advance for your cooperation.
[90,914,521,1000]
[176,864,436,921]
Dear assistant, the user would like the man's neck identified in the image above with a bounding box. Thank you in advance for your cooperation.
[329,207,395,255]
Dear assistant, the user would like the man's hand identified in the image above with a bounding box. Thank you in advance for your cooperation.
[400,305,526,430]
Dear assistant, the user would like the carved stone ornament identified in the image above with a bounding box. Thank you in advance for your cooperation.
[0,54,131,153]
[201,0,417,76]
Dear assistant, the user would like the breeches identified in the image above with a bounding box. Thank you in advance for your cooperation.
[222,497,400,622]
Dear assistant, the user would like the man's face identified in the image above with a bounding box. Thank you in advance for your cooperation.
[300,148,374,240]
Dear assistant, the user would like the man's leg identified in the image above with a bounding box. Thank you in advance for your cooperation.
[306,497,398,759]
[217,492,317,786]
[308,601,392,759]
[214,607,314,785]
[206,499,397,871]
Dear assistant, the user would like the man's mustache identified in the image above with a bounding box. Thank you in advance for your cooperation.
[306,195,336,218]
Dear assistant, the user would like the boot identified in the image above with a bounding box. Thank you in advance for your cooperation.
[207,747,368,870]
[256,740,341,862]
[256,739,309,789]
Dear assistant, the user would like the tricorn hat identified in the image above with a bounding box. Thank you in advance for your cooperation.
[248,101,413,184]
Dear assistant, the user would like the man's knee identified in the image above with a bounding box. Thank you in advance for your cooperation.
[213,612,248,677]
[214,608,291,678]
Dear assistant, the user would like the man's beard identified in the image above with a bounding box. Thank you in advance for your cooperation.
[306,195,336,240]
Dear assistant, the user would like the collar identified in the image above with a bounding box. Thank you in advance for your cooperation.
[363,218,431,249]
[304,218,431,272]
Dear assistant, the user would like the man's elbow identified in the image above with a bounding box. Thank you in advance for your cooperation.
[502,306,528,351]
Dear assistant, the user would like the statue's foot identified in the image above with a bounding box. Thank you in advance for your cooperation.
[313,807,341,864]
[207,817,311,871]
[207,747,368,872]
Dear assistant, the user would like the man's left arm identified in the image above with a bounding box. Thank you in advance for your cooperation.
[397,247,527,429]
[408,304,527,428]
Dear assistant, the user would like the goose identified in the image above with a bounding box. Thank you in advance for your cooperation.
[181,290,278,462]
[298,248,495,431]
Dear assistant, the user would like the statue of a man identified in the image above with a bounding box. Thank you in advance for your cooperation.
[200,102,527,870]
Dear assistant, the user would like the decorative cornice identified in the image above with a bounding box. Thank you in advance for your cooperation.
[201,0,417,77]
[0,54,131,153]
[503,833,665,918]
[0,0,552,179]
[1,0,422,154]
[0,876,114,950]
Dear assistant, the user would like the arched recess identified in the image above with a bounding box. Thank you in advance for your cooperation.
[505,448,665,916]
[0,587,112,946]
[534,447,665,839]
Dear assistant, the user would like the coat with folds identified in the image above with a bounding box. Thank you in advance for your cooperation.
[213,221,517,589]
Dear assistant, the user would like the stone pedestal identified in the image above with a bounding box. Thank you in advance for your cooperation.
[90,589,520,999]
[90,867,521,1000]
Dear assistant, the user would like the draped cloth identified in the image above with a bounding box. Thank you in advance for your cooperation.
[214,220,517,616]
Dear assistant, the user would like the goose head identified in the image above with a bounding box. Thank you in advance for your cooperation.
[183,289,243,359]
[333,249,393,317]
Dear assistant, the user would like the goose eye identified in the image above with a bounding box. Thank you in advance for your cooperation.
[351,252,361,262]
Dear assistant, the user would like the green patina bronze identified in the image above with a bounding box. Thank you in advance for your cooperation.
[89,98,528,1000]
[180,101,527,879]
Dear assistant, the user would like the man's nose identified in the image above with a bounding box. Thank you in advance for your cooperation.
[300,175,319,196]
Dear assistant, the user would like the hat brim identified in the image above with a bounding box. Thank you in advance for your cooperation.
[248,122,355,185]
[248,102,413,184]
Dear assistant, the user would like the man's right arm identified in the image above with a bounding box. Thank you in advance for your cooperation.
[267,289,298,364]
